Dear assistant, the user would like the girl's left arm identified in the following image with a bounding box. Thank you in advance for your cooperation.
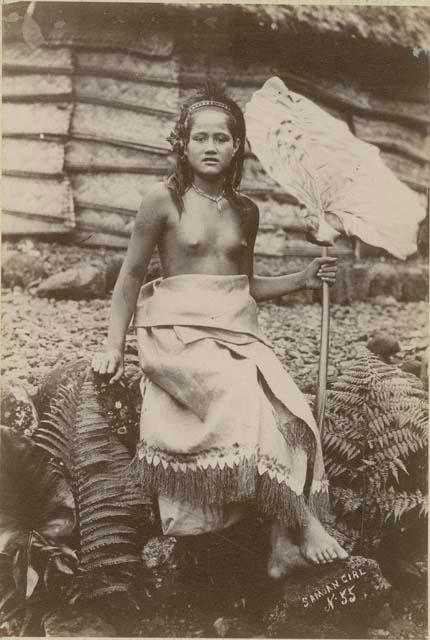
[240,201,338,303]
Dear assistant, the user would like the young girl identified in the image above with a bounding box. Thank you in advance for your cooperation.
[91,80,347,578]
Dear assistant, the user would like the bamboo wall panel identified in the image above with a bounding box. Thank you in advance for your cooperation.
[76,51,179,83]
[2,43,73,72]
[70,228,130,249]
[3,139,65,176]
[242,157,282,192]
[75,76,178,114]
[1,212,75,235]
[3,74,73,99]
[352,115,429,163]
[278,70,430,127]
[65,140,171,172]
[3,103,73,137]
[2,176,75,231]
[254,227,353,256]
[76,209,128,234]
[255,198,305,230]
[254,227,288,256]
[71,173,159,212]
[71,104,174,151]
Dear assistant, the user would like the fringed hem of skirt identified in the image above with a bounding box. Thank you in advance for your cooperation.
[126,454,331,529]
[308,483,331,522]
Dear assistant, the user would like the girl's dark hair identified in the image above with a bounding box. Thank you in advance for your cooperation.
[165,78,249,216]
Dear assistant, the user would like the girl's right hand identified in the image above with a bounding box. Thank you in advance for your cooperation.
[91,347,124,384]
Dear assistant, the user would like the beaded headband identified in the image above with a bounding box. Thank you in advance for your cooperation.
[185,100,236,120]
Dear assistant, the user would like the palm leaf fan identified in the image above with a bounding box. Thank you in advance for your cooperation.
[244,76,426,430]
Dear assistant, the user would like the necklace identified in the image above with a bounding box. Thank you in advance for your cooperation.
[191,183,225,214]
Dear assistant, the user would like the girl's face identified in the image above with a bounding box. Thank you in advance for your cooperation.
[185,108,239,181]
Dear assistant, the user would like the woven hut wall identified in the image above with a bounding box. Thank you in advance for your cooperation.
[2,3,178,247]
[2,2,428,258]
[2,40,75,235]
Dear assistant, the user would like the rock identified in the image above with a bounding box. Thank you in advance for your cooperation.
[93,370,141,454]
[37,266,106,300]
[2,251,46,289]
[141,536,189,599]
[385,557,428,592]
[368,629,390,638]
[0,380,39,435]
[263,556,391,639]
[214,617,233,637]
[371,603,394,629]
[44,607,116,636]
[371,295,399,306]
[142,536,177,571]
[16,239,37,253]
[400,268,428,302]
[367,333,400,360]
[384,615,423,640]
[213,616,256,638]
[401,358,422,378]
[105,255,124,291]
[368,263,402,300]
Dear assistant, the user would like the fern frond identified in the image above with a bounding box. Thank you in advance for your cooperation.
[381,490,428,523]
[32,365,144,606]
[325,349,428,550]
[330,487,362,514]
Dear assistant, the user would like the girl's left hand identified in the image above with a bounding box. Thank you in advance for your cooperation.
[303,257,338,290]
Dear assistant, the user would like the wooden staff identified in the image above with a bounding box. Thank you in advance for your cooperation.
[315,245,330,434]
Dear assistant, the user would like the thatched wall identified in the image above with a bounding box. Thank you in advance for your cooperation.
[3,2,428,258]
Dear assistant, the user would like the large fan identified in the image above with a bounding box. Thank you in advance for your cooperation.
[245,76,426,429]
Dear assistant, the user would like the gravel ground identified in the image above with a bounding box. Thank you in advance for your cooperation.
[1,287,427,398]
[1,267,428,639]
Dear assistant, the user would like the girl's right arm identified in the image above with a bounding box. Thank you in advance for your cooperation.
[91,183,167,382]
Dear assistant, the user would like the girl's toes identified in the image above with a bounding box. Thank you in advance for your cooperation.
[334,544,349,559]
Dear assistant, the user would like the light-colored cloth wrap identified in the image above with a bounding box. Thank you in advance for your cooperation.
[129,274,329,535]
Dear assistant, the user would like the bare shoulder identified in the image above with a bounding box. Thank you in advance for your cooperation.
[138,181,171,213]
[136,181,171,226]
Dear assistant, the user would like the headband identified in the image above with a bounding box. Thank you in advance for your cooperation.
[185,100,236,121]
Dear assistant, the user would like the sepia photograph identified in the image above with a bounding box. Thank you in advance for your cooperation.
[1,1,428,637]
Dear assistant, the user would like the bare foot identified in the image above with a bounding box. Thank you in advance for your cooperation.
[267,520,313,580]
[299,512,348,565]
